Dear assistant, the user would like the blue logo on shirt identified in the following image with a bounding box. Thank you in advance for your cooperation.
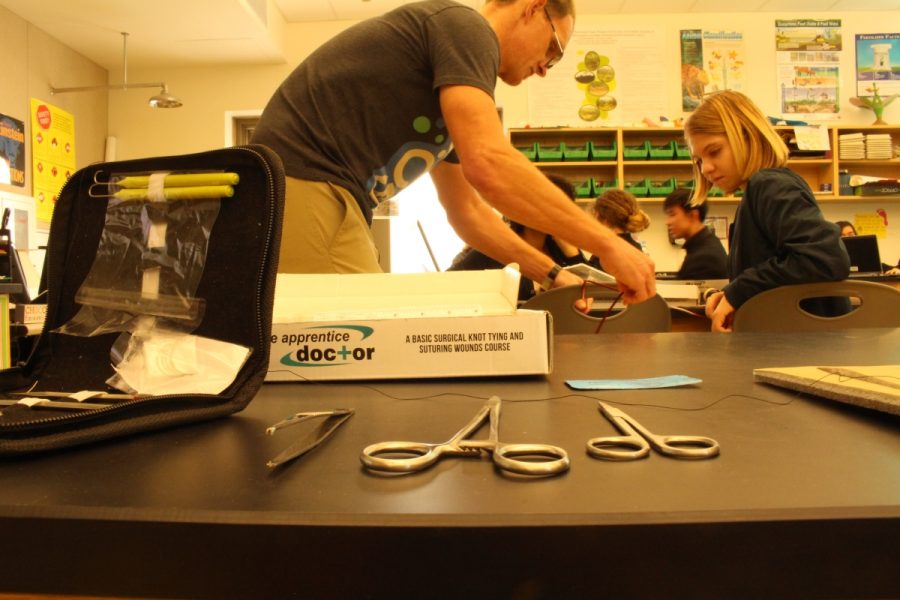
[367,115,453,204]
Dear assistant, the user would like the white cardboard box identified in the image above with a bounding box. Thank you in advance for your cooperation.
[266,268,552,382]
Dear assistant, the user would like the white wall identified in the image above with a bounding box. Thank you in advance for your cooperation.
[1,5,111,275]
[494,10,900,270]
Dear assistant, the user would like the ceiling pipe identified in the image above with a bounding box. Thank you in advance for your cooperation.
[50,32,182,108]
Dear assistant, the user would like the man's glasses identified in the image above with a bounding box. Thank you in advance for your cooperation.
[543,6,565,69]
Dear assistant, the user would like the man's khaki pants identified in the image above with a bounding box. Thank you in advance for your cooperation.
[278,176,382,274]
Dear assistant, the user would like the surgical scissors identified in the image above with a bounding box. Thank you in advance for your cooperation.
[587,401,720,460]
[360,396,570,477]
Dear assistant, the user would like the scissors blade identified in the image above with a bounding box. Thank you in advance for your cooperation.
[593,401,719,460]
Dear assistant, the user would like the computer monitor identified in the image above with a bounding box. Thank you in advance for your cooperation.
[8,244,32,304]
[0,191,40,300]
[842,234,882,274]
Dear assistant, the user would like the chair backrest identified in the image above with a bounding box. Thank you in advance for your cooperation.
[732,280,900,332]
[521,285,671,334]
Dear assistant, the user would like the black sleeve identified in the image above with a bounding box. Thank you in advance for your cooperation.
[724,173,850,308]
[678,252,727,280]
[677,232,728,280]
[546,239,589,267]
[427,6,498,98]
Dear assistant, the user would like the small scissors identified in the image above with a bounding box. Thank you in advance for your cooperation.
[587,401,720,460]
[360,396,570,477]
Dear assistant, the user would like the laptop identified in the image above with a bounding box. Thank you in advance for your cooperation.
[842,234,882,275]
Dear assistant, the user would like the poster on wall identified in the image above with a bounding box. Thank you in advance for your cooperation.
[0,113,26,187]
[30,99,76,228]
[856,34,900,96]
[527,27,666,126]
[774,19,842,120]
[680,30,745,112]
[855,211,888,238]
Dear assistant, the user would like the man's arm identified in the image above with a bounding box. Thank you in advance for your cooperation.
[430,161,583,289]
[438,84,655,303]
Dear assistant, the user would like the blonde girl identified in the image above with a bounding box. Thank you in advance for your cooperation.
[684,91,849,332]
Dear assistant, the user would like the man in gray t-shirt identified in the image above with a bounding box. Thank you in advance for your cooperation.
[253,0,655,304]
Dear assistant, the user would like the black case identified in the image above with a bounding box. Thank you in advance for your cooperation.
[0,145,284,454]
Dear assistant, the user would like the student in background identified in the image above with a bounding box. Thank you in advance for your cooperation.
[448,173,589,301]
[664,188,728,280]
[836,220,857,238]
[836,220,900,275]
[588,189,649,271]
[684,90,850,332]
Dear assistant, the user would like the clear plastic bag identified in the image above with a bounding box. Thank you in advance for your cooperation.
[55,171,222,337]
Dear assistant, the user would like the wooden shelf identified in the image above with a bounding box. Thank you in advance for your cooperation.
[533,161,616,167]
[787,158,833,165]
[621,160,693,166]
[820,195,900,202]
[511,125,900,204]
[838,159,900,167]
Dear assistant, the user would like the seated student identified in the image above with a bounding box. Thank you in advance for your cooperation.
[448,174,589,301]
[836,220,900,275]
[684,91,850,332]
[836,220,857,238]
[587,189,649,271]
[663,188,728,280]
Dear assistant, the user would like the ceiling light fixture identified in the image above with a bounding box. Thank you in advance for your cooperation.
[50,32,182,109]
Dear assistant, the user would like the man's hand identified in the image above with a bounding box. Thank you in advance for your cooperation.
[593,240,656,305]
[551,269,593,313]
[705,291,735,333]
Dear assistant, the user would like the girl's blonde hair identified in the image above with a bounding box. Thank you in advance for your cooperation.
[592,189,650,233]
[683,90,788,204]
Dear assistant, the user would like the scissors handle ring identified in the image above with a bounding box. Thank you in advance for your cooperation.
[492,443,570,476]
[360,440,443,473]
[586,435,651,460]
[654,435,720,459]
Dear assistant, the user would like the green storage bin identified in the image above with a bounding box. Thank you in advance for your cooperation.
[562,142,591,162]
[678,179,695,190]
[708,186,725,197]
[675,142,692,160]
[648,177,678,197]
[623,140,651,161]
[594,179,618,195]
[516,142,538,161]
[537,142,564,162]
[624,178,651,197]
[589,140,618,161]
[649,140,676,160]
[574,178,594,198]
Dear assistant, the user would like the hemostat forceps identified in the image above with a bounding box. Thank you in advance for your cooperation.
[360,396,569,477]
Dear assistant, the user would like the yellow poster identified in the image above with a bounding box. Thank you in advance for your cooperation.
[30,99,76,227]
[855,212,888,238]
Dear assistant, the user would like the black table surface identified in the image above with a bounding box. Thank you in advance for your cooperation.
[1,329,899,599]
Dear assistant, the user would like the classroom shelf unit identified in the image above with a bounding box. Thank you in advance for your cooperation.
[510,125,900,206]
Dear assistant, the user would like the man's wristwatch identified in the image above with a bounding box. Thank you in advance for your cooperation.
[540,264,563,291]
